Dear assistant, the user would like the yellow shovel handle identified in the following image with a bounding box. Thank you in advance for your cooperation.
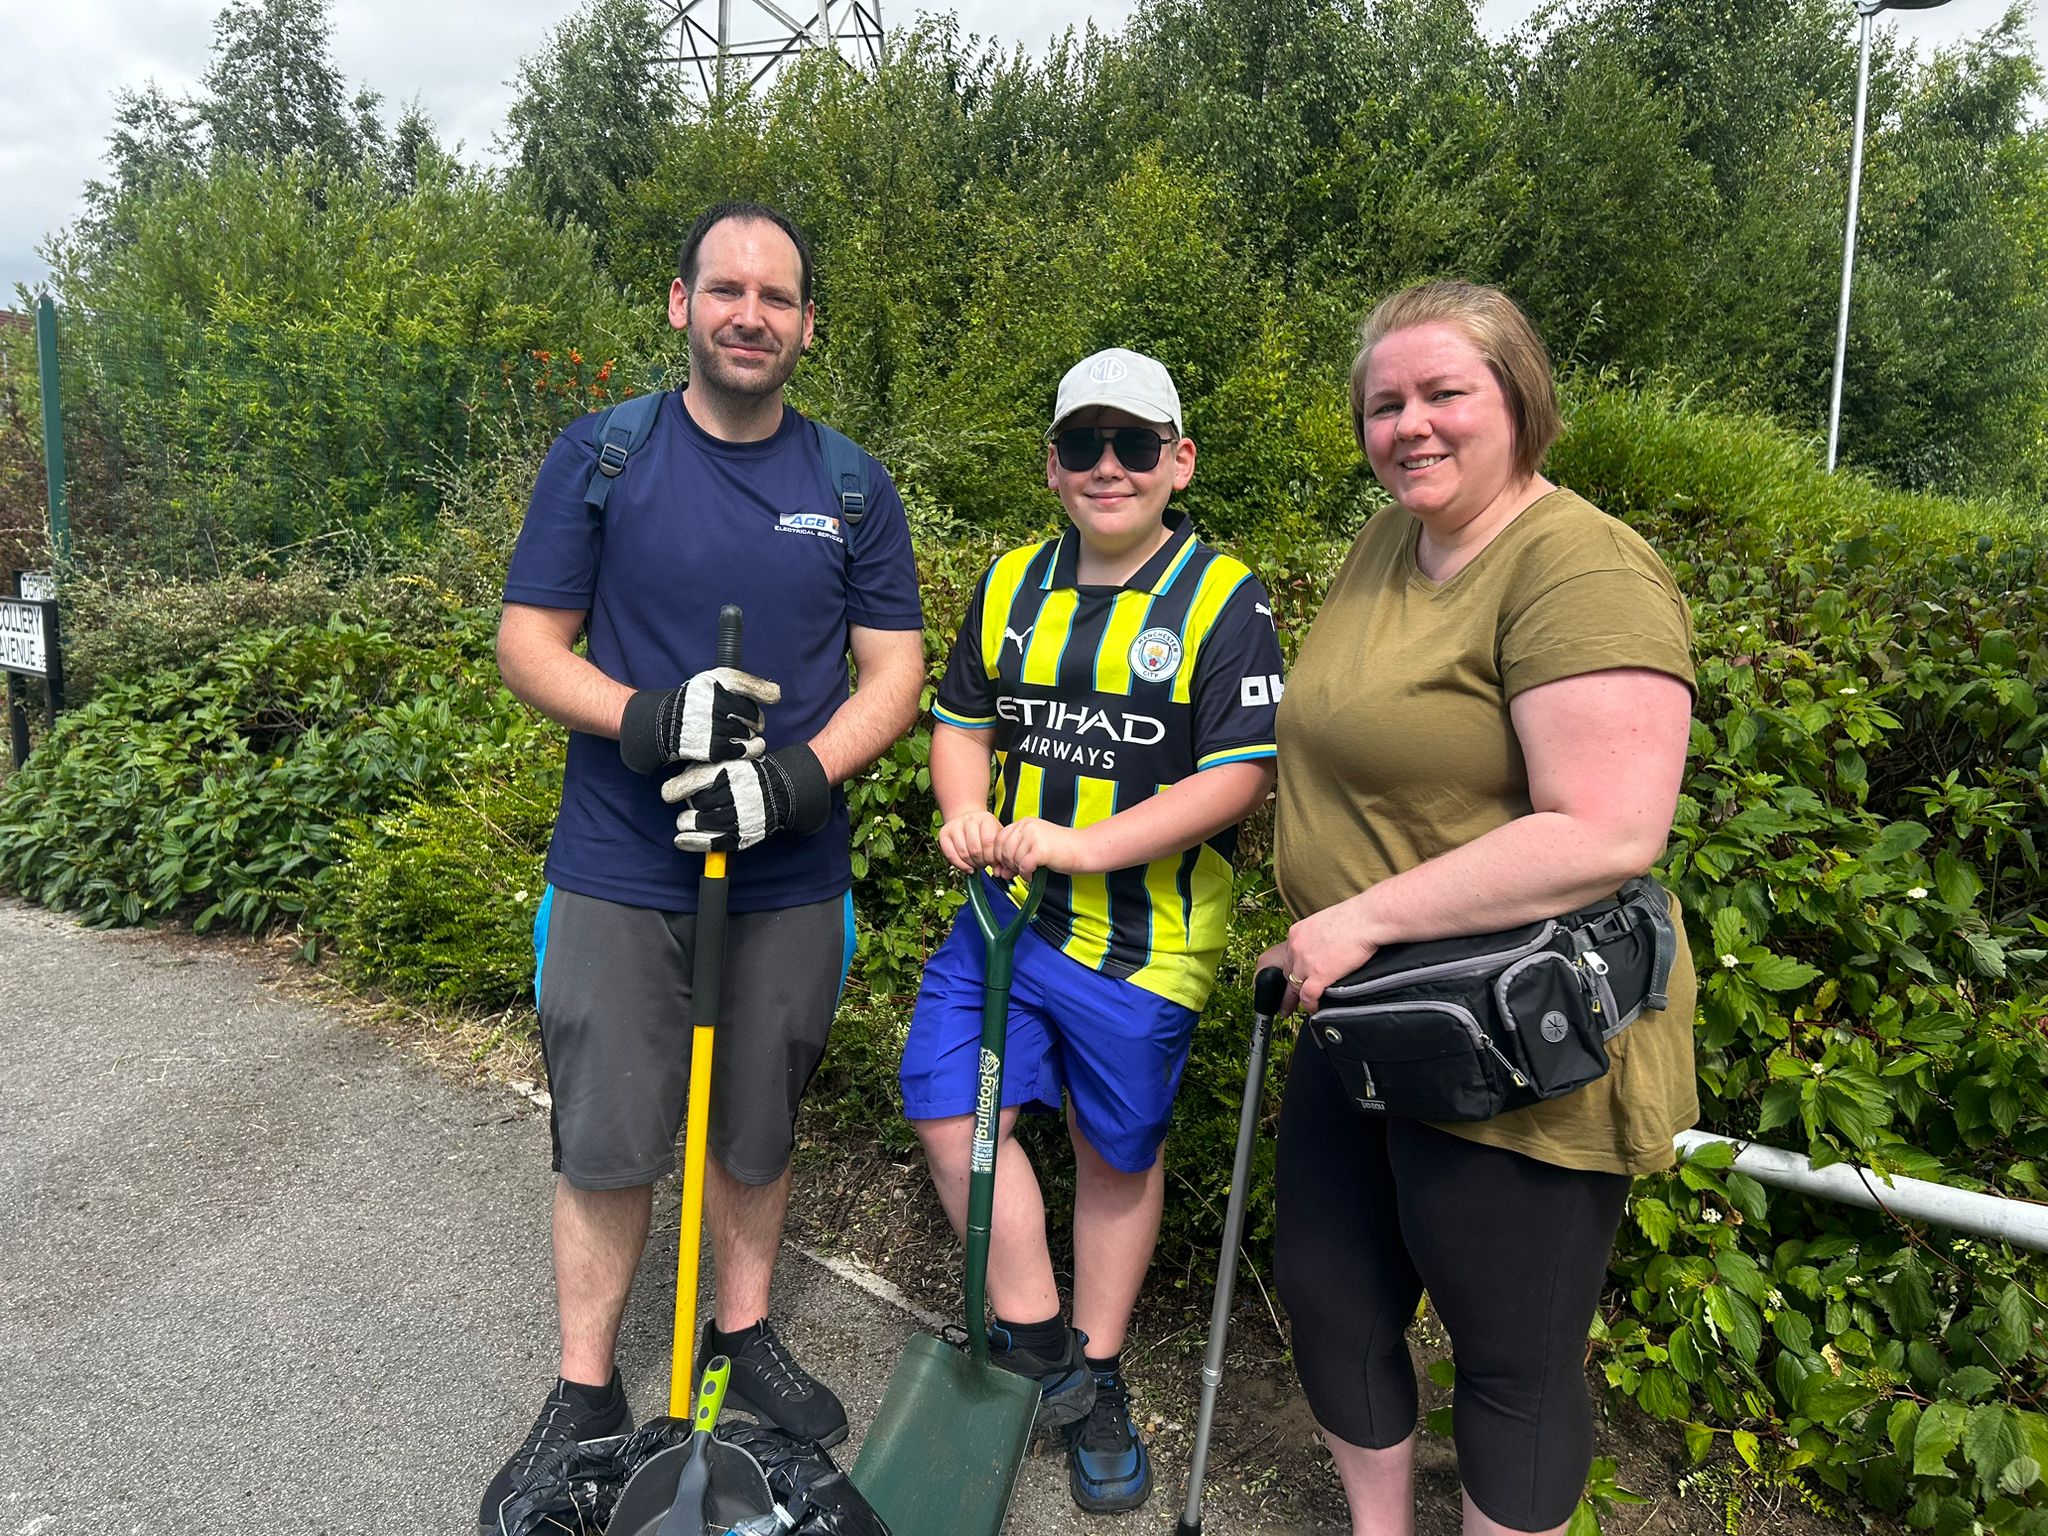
[670,852,727,1418]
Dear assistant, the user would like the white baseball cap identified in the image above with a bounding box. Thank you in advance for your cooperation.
[1051,348,1183,436]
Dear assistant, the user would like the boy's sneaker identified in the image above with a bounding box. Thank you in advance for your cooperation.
[700,1319,850,1448]
[476,1373,631,1535]
[1066,1364,1151,1513]
[988,1322,1096,1433]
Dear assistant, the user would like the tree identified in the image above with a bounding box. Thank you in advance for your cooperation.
[96,82,202,204]
[196,0,383,168]
[503,0,675,245]
[383,101,442,199]
[1841,7,2048,492]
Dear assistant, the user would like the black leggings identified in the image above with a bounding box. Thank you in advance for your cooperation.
[1275,1036,1630,1532]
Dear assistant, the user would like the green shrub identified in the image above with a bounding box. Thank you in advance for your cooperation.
[321,714,561,1007]
[0,612,510,932]
[1553,376,2040,546]
[1593,516,2048,1526]
[57,562,361,699]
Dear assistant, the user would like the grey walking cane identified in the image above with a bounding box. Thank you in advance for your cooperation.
[1177,966,1289,1536]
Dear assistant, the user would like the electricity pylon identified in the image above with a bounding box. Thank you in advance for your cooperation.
[650,0,884,97]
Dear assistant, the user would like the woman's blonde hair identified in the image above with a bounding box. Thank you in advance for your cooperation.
[1348,281,1562,484]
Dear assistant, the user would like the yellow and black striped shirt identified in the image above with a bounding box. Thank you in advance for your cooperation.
[933,514,1283,1009]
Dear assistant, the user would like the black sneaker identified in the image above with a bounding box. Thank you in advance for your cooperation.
[700,1319,850,1448]
[987,1322,1096,1433]
[477,1373,631,1535]
[1066,1363,1150,1513]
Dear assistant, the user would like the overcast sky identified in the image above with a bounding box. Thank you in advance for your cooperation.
[0,0,2037,303]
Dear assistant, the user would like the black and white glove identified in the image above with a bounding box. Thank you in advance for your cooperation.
[618,667,782,775]
[661,743,833,852]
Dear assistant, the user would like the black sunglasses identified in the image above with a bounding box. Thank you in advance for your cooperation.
[1050,426,1178,474]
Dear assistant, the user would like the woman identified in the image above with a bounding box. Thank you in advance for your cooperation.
[1263,281,1698,1536]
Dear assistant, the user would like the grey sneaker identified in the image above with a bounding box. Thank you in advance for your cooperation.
[476,1373,630,1535]
[700,1319,850,1448]
[988,1322,1097,1433]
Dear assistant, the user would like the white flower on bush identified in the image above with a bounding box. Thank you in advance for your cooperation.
[1906,887,1928,900]
[1702,1207,1724,1223]
[1721,953,1740,969]
[1838,685,1859,696]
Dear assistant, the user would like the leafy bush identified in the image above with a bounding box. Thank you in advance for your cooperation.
[321,713,561,1007]
[0,612,510,931]
[1553,377,2040,546]
[1596,516,2048,1529]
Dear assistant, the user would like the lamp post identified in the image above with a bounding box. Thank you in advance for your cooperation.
[1827,0,1954,471]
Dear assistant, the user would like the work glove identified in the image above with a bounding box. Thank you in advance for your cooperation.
[661,743,832,852]
[618,667,782,775]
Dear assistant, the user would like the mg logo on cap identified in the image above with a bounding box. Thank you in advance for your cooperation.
[1089,357,1130,384]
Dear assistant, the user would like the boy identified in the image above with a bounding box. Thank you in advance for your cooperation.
[900,348,1283,1512]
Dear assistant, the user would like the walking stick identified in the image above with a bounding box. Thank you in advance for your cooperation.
[1178,966,1288,1535]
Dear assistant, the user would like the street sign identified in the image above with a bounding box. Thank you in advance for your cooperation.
[16,571,56,602]
[0,598,52,677]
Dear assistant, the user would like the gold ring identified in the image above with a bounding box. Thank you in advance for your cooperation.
[1287,972,1307,987]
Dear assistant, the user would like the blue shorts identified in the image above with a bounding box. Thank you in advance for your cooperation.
[900,879,1201,1173]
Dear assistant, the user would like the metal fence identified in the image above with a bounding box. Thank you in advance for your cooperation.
[4,303,667,575]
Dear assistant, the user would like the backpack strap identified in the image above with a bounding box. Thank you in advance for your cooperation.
[813,419,869,526]
[583,390,666,514]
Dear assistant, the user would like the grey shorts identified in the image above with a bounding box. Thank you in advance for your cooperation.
[533,886,856,1189]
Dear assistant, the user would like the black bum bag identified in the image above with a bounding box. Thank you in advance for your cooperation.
[1306,876,1680,1122]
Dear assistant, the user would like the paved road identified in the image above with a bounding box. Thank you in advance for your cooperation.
[0,900,1257,1536]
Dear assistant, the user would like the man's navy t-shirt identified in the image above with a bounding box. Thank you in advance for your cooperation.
[503,393,922,914]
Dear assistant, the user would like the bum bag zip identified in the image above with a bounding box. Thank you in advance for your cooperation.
[1320,924,1559,1004]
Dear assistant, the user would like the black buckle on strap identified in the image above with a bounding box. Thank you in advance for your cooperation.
[597,440,631,478]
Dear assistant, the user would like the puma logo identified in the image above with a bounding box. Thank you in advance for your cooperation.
[1004,624,1034,654]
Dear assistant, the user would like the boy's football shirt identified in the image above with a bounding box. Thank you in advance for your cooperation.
[934,513,1283,1009]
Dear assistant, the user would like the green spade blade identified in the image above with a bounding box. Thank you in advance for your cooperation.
[850,1331,1040,1536]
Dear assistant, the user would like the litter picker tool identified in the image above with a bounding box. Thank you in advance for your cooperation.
[1176,965,1287,1536]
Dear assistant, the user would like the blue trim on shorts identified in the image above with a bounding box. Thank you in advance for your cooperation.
[836,890,857,1010]
[532,884,557,1006]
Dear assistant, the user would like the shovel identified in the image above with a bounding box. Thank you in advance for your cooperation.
[1176,966,1287,1536]
[850,869,1049,1536]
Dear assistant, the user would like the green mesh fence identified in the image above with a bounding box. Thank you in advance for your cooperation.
[17,312,667,575]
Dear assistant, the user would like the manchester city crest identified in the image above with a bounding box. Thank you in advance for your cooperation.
[1130,626,1183,683]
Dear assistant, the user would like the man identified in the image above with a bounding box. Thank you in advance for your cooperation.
[482,202,923,1533]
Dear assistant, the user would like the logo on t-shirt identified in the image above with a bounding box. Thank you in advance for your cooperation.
[1130,627,1183,683]
[1239,673,1284,708]
[777,511,845,543]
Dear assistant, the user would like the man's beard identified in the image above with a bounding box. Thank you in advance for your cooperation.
[688,326,802,401]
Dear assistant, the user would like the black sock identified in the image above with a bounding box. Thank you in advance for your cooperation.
[1084,1351,1123,1377]
[993,1312,1068,1354]
[558,1368,621,1409]
[711,1317,766,1353]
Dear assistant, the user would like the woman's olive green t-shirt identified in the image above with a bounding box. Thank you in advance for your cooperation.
[1274,489,1700,1175]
